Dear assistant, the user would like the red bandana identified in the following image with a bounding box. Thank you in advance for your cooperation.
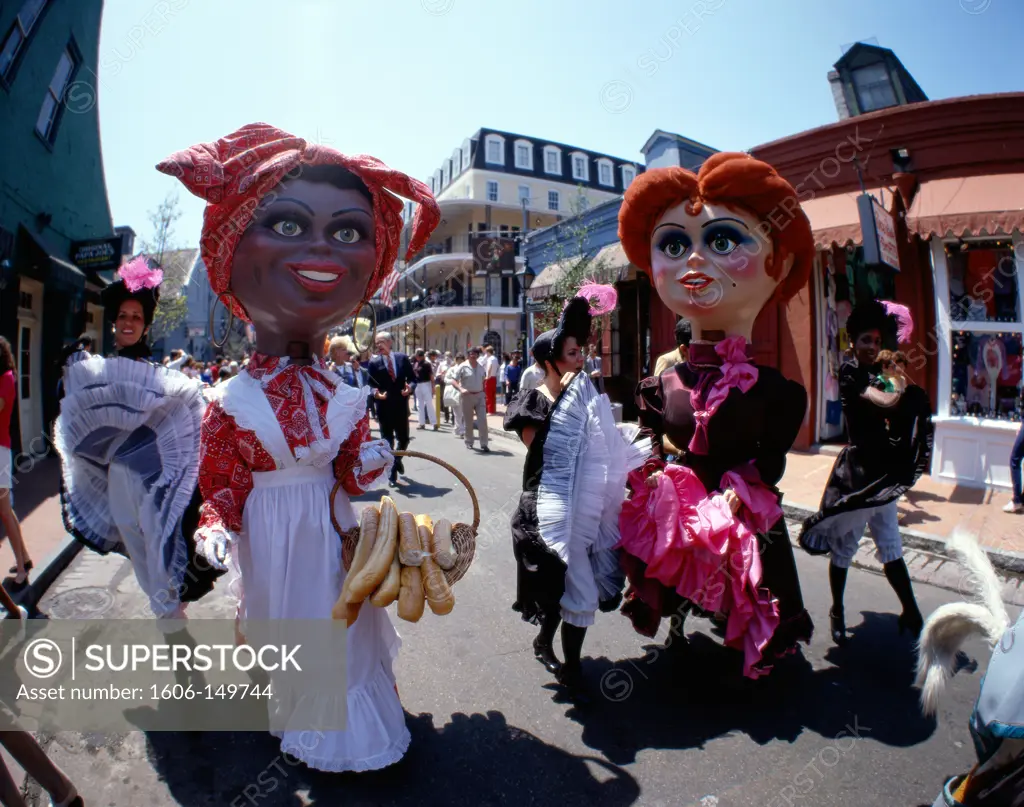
[156,123,440,322]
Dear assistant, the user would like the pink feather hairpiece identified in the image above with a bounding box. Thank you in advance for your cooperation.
[117,256,163,292]
[575,281,618,316]
[882,300,913,342]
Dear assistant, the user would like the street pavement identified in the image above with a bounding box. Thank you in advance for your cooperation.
[17,426,1021,807]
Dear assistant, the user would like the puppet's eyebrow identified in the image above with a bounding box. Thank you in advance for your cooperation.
[702,217,749,230]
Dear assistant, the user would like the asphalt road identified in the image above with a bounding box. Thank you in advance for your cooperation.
[27,426,1014,807]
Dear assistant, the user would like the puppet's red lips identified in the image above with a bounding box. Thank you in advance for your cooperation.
[286,262,348,292]
[679,271,714,291]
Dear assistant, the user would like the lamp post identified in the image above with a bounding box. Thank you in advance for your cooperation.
[515,256,535,357]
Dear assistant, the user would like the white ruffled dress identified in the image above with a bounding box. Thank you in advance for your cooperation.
[197,359,408,772]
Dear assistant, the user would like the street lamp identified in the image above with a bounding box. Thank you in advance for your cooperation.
[515,257,535,356]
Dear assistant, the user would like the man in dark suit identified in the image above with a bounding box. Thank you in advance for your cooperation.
[366,331,414,487]
[340,354,374,418]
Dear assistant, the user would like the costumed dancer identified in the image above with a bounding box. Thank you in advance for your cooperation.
[504,283,650,701]
[615,152,816,678]
[915,530,1022,805]
[157,122,439,771]
[53,257,220,619]
[799,299,934,645]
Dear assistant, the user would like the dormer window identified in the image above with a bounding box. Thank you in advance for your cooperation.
[851,62,897,112]
[461,138,471,170]
[597,158,614,187]
[485,134,505,165]
[621,165,636,189]
[544,145,561,175]
[514,139,533,170]
[452,147,463,175]
[571,152,589,181]
[442,160,451,187]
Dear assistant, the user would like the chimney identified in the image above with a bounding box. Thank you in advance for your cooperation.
[828,69,851,120]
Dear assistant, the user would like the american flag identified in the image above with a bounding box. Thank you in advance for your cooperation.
[380,270,401,307]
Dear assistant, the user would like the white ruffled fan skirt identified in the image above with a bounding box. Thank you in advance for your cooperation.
[536,373,651,626]
[53,356,204,617]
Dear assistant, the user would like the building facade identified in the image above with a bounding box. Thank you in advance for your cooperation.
[522,130,717,419]
[751,91,1024,480]
[0,0,121,455]
[374,128,643,357]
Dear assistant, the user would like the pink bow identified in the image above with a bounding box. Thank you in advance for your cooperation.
[687,336,759,454]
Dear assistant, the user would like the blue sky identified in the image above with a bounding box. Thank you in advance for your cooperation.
[95,0,1023,250]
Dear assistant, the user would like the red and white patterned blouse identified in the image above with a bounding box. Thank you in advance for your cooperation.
[196,353,385,539]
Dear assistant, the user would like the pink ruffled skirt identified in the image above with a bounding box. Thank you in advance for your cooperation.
[616,462,784,678]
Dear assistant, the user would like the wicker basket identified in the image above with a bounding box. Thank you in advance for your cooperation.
[332,450,478,586]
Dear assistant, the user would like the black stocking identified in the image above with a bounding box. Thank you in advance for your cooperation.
[828,563,848,614]
[883,559,921,617]
[560,623,587,673]
[538,609,560,648]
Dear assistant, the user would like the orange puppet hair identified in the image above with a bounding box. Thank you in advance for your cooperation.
[618,152,815,303]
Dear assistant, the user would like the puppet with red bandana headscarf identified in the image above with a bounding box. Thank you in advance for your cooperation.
[157,123,439,772]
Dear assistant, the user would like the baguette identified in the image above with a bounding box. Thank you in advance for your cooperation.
[347,496,399,604]
[332,504,379,621]
[396,565,425,622]
[431,518,456,570]
[420,523,455,616]
[369,552,401,607]
[415,513,433,533]
[398,512,422,566]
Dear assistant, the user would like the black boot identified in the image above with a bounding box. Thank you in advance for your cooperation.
[883,559,923,638]
[828,563,849,646]
[533,611,561,674]
[557,623,591,704]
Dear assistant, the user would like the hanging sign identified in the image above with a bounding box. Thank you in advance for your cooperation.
[857,194,900,272]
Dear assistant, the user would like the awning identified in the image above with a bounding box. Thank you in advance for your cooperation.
[527,241,634,299]
[800,174,1024,249]
[18,226,87,290]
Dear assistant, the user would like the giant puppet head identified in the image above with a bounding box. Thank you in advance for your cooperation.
[618,152,815,341]
[156,123,440,354]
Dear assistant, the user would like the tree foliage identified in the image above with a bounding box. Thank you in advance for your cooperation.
[139,192,188,342]
[533,187,612,335]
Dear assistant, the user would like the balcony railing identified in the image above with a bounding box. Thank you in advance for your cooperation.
[405,231,522,267]
[377,283,522,324]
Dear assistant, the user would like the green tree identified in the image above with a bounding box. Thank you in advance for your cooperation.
[139,192,189,342]
[533,187,612,334]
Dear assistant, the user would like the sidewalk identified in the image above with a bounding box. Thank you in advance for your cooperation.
[781,449,1024,572]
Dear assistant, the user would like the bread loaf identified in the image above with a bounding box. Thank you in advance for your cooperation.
[369,552,401,607]
[431,518,456,570]
[332,504,379,621]
[398,512,422,566]
[397,565,425,622]
[420,528,455,617]
[347,496,399,604]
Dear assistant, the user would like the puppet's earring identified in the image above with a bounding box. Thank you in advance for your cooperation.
[210,293,236,349]
[350,299,377,356]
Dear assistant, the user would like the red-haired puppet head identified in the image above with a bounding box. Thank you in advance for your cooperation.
[618,152,814,337]
[156,123,440,338]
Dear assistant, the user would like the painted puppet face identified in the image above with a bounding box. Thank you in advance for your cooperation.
[649,201,784,331]
[114,299,146,348]
[231,178,376,343]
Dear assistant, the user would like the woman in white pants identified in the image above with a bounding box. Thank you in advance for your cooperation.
[412,349,437,430]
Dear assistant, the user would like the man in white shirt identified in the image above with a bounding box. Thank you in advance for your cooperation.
[482,345,499,415]
[519,346,545,391]
[452,348,489,452]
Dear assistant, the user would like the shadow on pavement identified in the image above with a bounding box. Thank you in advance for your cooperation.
[143,710,640,806]
[566,611,936,766]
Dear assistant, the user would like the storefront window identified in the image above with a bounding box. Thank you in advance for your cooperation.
[950,331,1022,421]
[947,245,1018,323]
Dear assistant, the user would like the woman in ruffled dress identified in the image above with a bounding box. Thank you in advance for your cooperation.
[157,122,439,771]
[615,152,816,678]
[504,284,649,702]
[799,299,933,644]
[54,257,217,619]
